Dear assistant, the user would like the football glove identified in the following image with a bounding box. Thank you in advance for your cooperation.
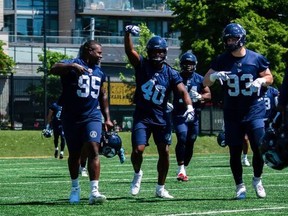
[209,71,231,85]
[246,78,266,96]
[166,102,174,113]
[189,90,202,102]
[183,105,195,122]
[125,25,140,36]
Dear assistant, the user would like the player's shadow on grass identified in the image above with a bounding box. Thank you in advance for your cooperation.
[133,197,236,202]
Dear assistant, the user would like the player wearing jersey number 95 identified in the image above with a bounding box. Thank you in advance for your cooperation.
[50,40,114,205]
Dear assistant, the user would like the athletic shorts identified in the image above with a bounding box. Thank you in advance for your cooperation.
[173,115,199,135]
[63,120,102,152]
[225,119,264,147]
[132,121,172,146]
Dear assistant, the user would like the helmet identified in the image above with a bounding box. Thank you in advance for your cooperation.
[101,131,122,158]
[146,36,168,65]
[42,128,53,138]
[180,52,197,73]
[222,23,246,52]
[260,126,288,170]
[217,131,227,147]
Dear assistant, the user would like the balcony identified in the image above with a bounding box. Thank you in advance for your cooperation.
[76,0,173,17]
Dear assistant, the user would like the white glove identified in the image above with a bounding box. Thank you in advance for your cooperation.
[183,105,195,122]
[246,78,266,96]
[166,102,174,113]
[125,25,140,36]
[189,90,202,102]
[209,71,231,85]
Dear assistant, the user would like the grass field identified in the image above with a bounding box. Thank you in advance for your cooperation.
[1,131,288,215]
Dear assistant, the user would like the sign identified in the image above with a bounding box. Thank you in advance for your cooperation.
[104,82,135,105]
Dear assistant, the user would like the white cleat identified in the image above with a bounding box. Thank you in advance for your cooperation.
[130,170,143,196]
[253,177,266,198]
[235,183,246,200]
[89,191,107,204]
[155,188,174,199]
[242,158,250,167]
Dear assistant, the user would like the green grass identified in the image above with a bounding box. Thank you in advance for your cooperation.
[1,131,288,215]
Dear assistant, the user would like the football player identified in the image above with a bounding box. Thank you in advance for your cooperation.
[171,52,211,181]
[46,102,65,159]
[124,25,194,199]
[50,40,114,205]
[203,23,273,199]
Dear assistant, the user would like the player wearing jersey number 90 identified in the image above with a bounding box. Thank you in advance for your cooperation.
[50,40,114,205]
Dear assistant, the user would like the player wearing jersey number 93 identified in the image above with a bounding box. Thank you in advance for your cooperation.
[203,23,273,200]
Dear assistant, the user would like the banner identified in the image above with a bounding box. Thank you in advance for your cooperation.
[104,82,135,105]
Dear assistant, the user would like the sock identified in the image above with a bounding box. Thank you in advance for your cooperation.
[90,180,99,192]
[156,184,164,191]
[60,151,64,155]
[178,165,186,175]
[71,178,79,188]
[55,147,59,151]
[243,154,247,159]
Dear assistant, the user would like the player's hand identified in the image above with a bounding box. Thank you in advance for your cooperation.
[166,102,174,113]
[72,63,89,75]
[246,78,266,96]
[125,25,140,36]
[183,105,195,122]
[104,120,114,132]
[189,90,202,102]
[209,71,231,85]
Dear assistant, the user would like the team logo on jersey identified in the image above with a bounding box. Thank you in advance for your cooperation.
[90,131,98,138]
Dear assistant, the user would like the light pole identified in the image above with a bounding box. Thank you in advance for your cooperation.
[43,0,48,125]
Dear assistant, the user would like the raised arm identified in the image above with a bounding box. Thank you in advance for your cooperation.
[124,25,141,68]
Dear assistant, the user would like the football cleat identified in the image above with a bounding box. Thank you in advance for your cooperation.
[252,177,266,198]
[242,157,250,167]
[69,186,80,204]
[130,170,143,196]
[59,152,64,159]
[235,183,246,200]
[89,191,107,205]
[79,167,88,177]
[177,173,188,182]
[155,188,174,199]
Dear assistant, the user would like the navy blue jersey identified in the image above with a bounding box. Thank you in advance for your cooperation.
[172,72,204,116]
[133,57,182,125]
[263,86,279,120]
[59,58,105,123]
[211,49,270,122]
[49,102,62,127]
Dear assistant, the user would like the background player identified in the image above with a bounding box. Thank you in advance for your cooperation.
[46,101,65,159]
[203,23,273,199]
[172,52,211,181]
[124,25,194,199]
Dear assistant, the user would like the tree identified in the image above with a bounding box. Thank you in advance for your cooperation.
[0,40,16,75]
[167,0,288,103]
[26,50,73,105]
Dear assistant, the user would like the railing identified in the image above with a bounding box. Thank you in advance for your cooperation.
[76,0,172,12]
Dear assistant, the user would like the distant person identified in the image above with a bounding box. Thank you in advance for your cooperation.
[46,102,65,159]
[124,25,194,198]
[171,52,211,181]
[50,40,114,204]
